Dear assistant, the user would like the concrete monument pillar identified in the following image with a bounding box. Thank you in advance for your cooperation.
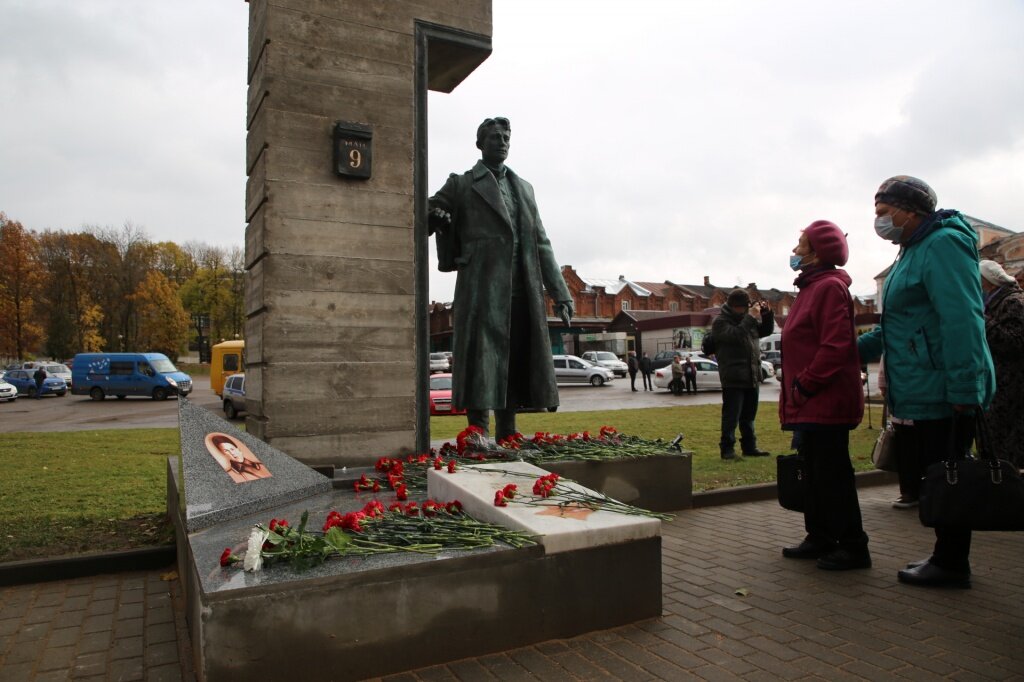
[244,1,491,465]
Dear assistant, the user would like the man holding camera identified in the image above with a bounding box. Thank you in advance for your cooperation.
[710,289,775,459]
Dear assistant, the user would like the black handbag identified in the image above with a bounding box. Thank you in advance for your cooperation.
[919,414,1024,531]
[776,453,805,512]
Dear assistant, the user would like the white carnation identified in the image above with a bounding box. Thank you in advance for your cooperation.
[243,527,269,572]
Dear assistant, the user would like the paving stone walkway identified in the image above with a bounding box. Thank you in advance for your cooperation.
[2,484,1022,681]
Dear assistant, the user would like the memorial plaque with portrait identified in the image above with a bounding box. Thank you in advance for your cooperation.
[205,432,272,483]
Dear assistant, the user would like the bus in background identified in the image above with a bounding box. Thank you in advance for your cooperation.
[211,340,245,397]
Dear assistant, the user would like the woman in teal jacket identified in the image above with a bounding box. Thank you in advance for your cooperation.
[858,176,994,589]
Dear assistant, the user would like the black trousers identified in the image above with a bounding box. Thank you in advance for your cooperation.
[720,386,760,453]
[466,295,533,441]
[799,428,869,553]
[893,417,974,571]
[684,375,697,393]
[629,370,638,390]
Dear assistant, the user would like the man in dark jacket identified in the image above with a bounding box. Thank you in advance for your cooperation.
[33,366,47,399]
[711,289,774,459]
[639,351,653,391]
[627,351,639,392]
[429,117,574,442]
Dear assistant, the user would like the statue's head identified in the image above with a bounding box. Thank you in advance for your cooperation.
[476,117,511,167]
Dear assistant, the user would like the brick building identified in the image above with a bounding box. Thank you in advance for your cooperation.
[429,267,875,355]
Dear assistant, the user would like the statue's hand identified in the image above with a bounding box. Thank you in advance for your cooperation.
[428,207,451,235]
[555,300,574,327]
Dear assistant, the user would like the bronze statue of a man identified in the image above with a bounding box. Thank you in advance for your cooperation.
[429,117,573,441]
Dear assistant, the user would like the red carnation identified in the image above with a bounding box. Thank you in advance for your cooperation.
[447,460,457,473]
[396,483,408,501]
[494,490,507,507]
[388,502,403,512]
[445,500,463,514]
[502,483,518,499]
[433,457,443,470]
[404,502,419,516]
[219,548,238,567]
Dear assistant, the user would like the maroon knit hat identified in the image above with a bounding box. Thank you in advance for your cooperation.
[803,220,848,267]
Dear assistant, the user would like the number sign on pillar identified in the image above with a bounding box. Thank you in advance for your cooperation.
[333,121,373,179]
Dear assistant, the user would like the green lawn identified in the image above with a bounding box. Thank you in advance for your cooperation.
[0,403,881,561]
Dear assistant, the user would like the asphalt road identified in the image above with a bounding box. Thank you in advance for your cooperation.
[1,365,881,433]
[0,380,224,433]
[0,373,785,433]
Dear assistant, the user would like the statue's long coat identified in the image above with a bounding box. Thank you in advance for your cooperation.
[430,161,571,411]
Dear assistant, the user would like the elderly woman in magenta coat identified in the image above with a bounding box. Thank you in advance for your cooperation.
[779,220,870,571]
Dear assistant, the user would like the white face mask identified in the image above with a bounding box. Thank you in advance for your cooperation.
[874,214,904,243]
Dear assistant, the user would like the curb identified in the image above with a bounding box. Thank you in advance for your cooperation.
[0,544,176,587]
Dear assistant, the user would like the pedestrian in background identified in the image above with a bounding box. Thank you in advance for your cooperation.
[858,175,993,589]
[627,350,639,392]
[979,259,1024,468]
[33,365,47,399]
[670,353,684,395]
[780,220,870,571]
[683,357,697,394]
[639,351,653,391]
[711,289,774,459]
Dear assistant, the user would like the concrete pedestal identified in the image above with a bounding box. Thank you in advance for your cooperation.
[169,460,662,681]
[539,452,693,512]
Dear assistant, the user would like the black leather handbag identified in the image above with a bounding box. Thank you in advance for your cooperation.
[776,453,805,512]
[919,414,1024,531]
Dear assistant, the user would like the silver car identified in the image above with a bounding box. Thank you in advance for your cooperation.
[580,351,629,377]
[552,354,614,387]
[429,353,449,374]
[223,373,246,419]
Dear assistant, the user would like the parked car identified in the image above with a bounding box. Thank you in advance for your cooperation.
[650,350,678,371]
[71,352,192,400]
[761,350,782,371]
[3,369,67,397]
[650,349,703,370]
[223,373,246,419]
[428,373,466,416]
[429,353,449,374]
[552,355,614,386]
[0,376,17,402]
[442,351,454,371]
[42,362,73,388]
[653,358,722,392]
[580,351,629,377]
[759,360,775,383]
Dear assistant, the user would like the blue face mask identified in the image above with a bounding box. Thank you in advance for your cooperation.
[874,214,904,243]
[789,254,807,271]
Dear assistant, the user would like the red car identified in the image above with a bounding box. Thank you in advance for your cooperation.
[429,373,465,416]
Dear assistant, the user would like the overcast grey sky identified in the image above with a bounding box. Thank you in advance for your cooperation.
[2,1,1022,302]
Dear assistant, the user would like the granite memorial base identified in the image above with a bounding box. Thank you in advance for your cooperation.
[171,409,662,681]
[541,452,693,512]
